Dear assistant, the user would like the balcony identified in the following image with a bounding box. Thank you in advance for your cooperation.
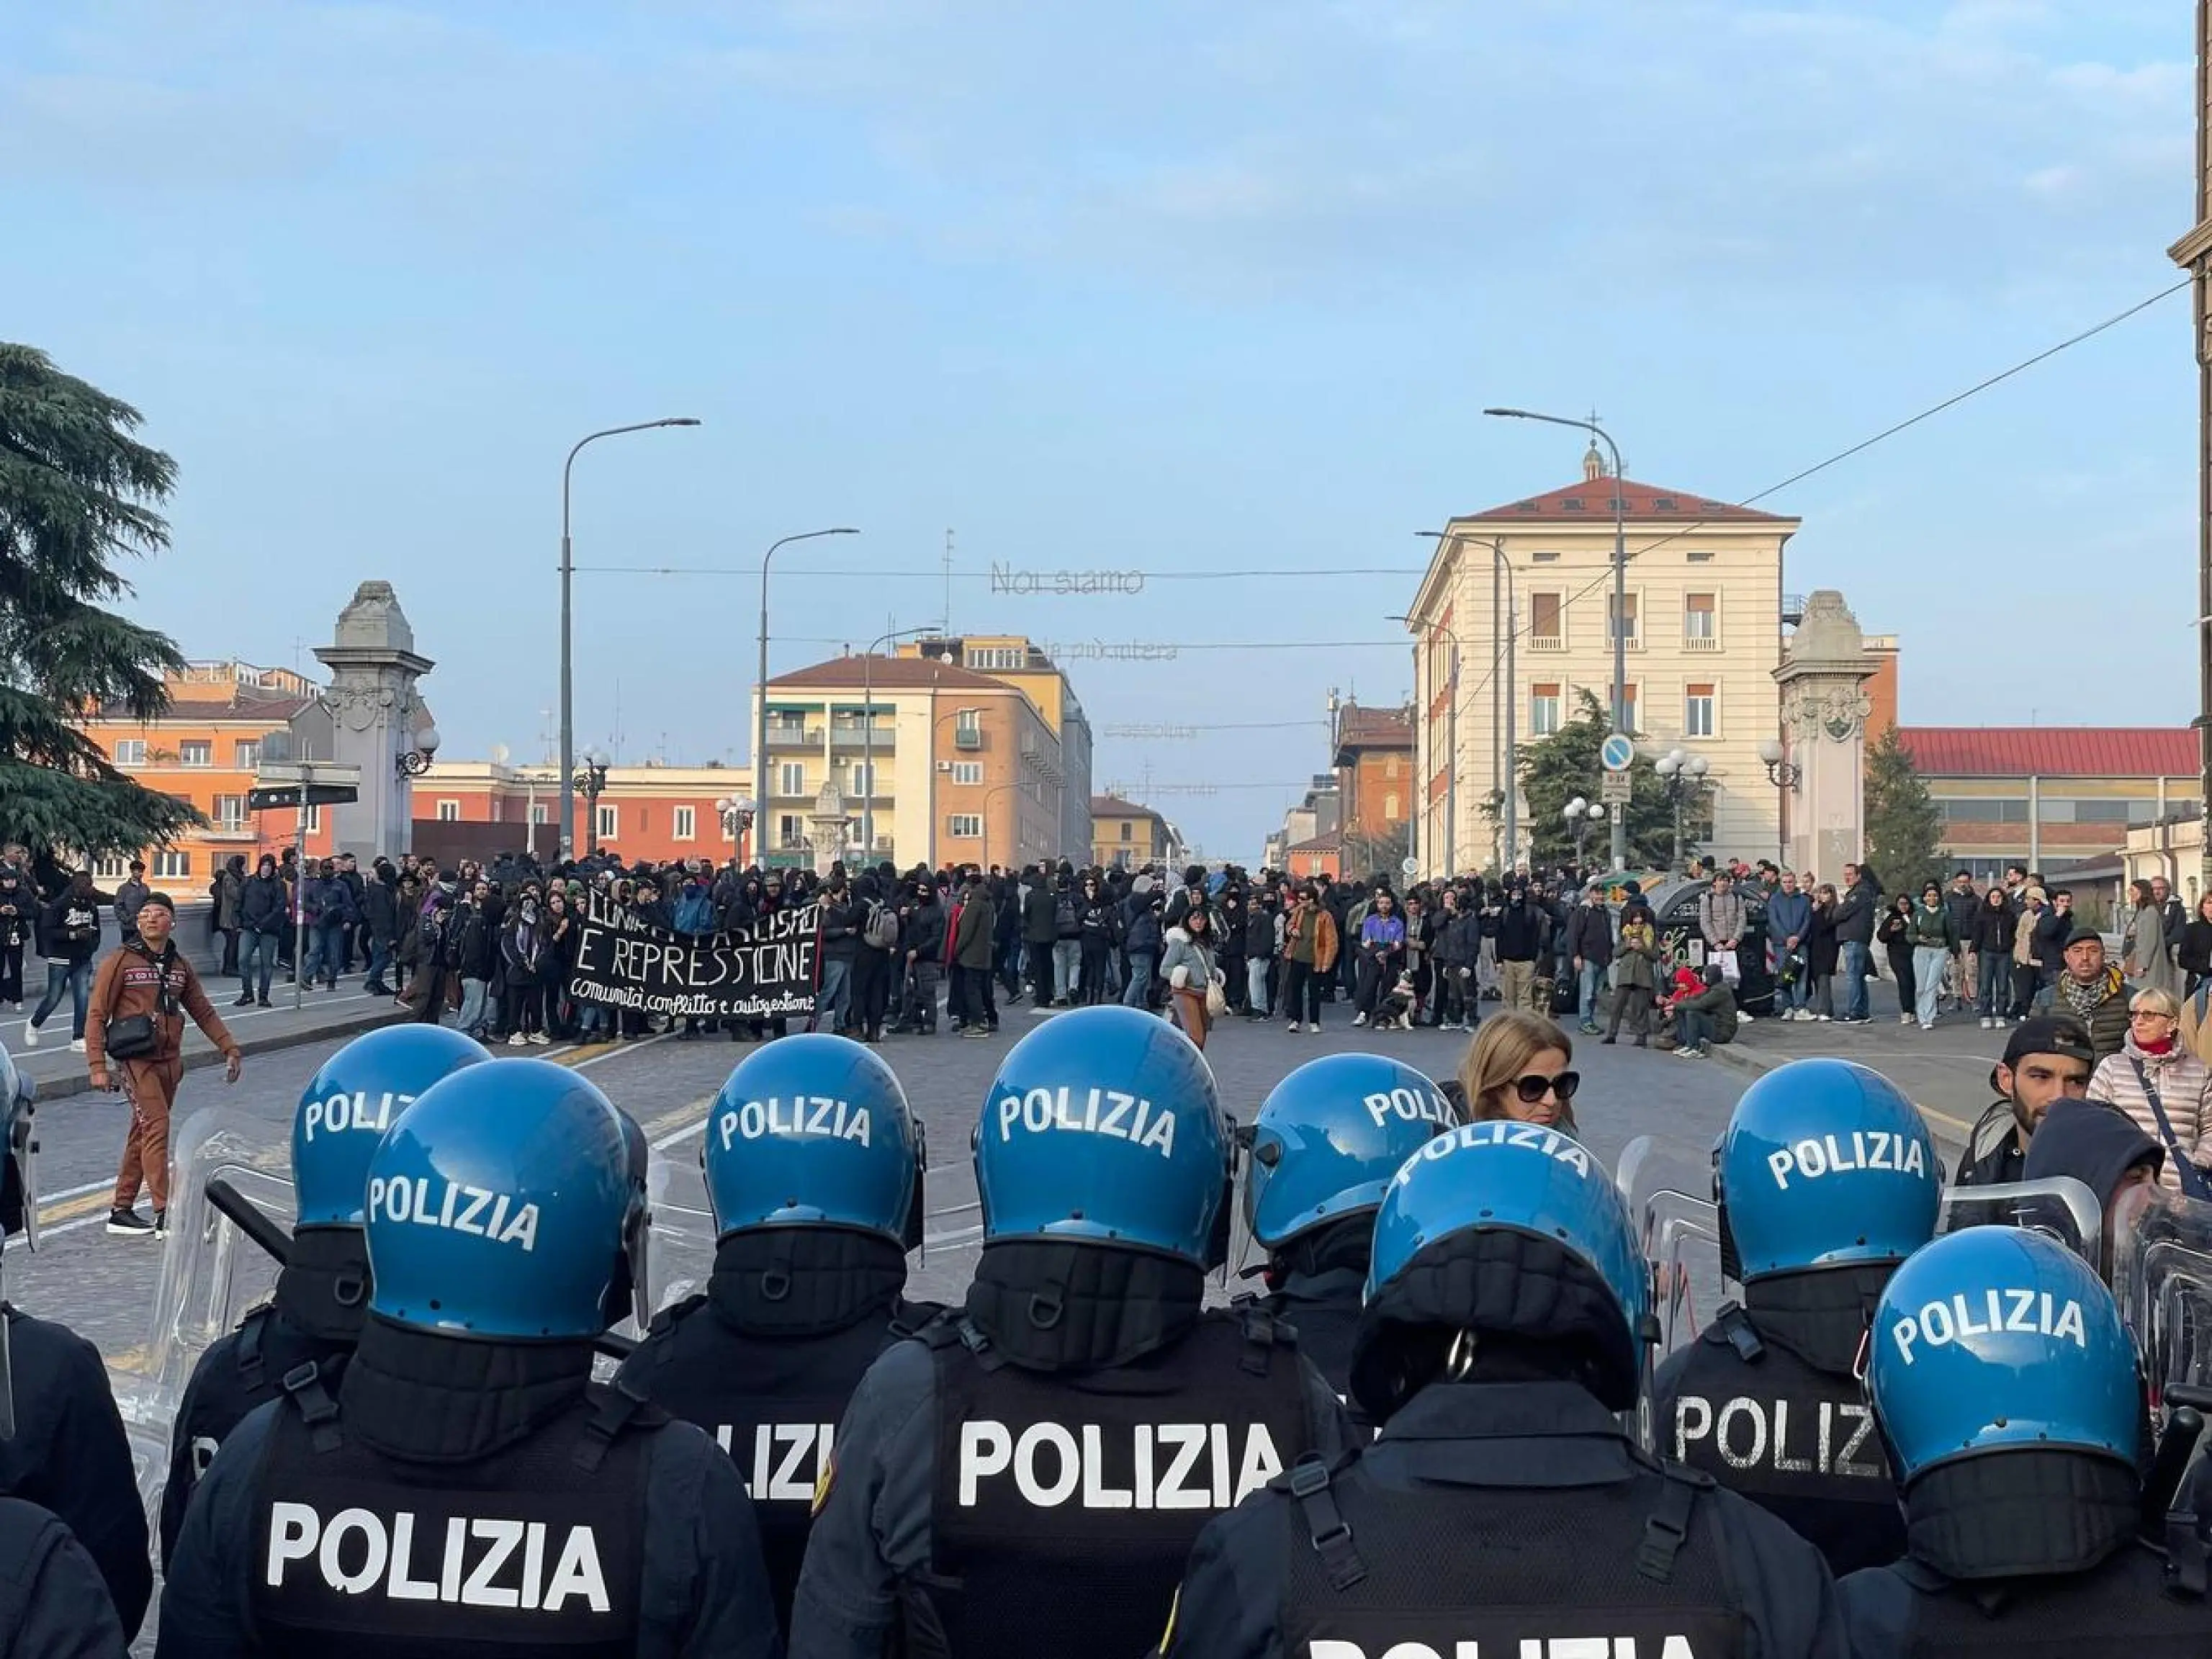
[953,728,983,750]
[1527,633,1567,653]
[1682,633,1719,652]
[764,724,821,747]
[829,719,894,746]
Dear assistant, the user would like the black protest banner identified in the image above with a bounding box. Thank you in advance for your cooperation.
[570,891,819,1020]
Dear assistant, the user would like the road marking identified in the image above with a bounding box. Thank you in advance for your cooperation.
[38,1188,116,1228]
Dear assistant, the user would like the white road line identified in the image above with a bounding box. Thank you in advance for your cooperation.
[927,1200,981,1218]
[652,1118,705,1151]
[923,1223,983,1250]
[573,1033,673,1070]
[40,1177,115,1204]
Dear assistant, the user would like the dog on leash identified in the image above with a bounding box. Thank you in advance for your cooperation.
[1374,971,1419,1030]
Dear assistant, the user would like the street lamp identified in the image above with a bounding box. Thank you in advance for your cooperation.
[395,724,441,778]
[860,624,937,861]
[1484,407,1627,871]
[1755,738,1801,868]
[559,418,700,860]
[715,794,755,867]
[755,527,861,849]
[572,748,611,855]
[1653,747,1710,876]
[1563,796,1609,867]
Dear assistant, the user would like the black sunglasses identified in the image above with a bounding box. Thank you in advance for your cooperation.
[1513,1069,1581,1106]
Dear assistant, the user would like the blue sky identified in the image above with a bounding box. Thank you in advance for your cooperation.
[1,0,2196,860]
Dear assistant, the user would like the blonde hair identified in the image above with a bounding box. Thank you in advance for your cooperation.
[1459,1012,1577,1130]
[2132,986,2182,1020]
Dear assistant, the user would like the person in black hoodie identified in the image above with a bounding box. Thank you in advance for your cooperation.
[2023,1098,2165,1281]
[813,869,861,1037]
[0,861,29,1010]
[893,874,947,1034]
[361,858,399,997]
[1120,883,1164,1010]
[25,869,102,1051]
[1956,1015,2095,1188]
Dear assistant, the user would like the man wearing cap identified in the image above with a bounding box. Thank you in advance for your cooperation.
[1956,1015,2095,1187]
[2031,922,2135,1064]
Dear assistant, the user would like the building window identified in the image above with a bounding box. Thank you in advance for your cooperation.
[303,805,321,833]
[530,804,549,825]
[1937,799,2031,823]
[113,739,146,766]
[948,814,983,839]
[778,761,806,798]
[1532,550,1560,563]
[1529,592,1564,650]
[1383,792,1400,819]
[849,763,874,798]
[953,761,983,786]
[233,739,261,769]
[1529,683,1562,737]
[964,647,1023,671]
[596,804,618,840]
[1609,591,1640,646]
[213,794,246,830]
[778,814,804,849]
[93,855,131,880]
[1622,685,1640,735]
[153,849,189,879]
[1685,683,1716,738]
[1119,821,1133,842]
[1684,592,1717,648]
[178,740,212,767]
[1385,755,1401,779]
[436,800,461,822]
[674,805,697,840]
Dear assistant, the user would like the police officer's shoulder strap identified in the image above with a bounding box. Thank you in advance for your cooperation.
[236,1304,274,1390]
[574,1377,667,1474]
[922,1312,1006,1373]
[1280,1452,1368,1591]
[1709,1301,1764,1363]
[2164,1507,2210,1600]
[1231,1293,1296,1377]
[889,1298,948,1341]
[1635,1462,1714,1585]
[645,1291,707,1339]
[278,1359,345,1455]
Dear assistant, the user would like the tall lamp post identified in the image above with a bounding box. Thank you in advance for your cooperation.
[860,624,937,863]
[755,526,860,860]
[1654,747,1710,875]
[1485,408,1627,871]
[572,749,611,855]
[559,418,700,860]
[716,794,755,868]
[1755,739,1802,868]
[1563,796,1609,870]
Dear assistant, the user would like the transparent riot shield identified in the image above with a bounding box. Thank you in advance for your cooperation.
[1616,1134,1727,1357]
[645,1152,717,1319]
[1936,1178,2101,1267]
[2114,1191,2212,1416]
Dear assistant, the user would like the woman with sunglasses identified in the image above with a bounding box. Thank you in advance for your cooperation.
[1457,1011,1579,1134]
[2085,986,2212,1195]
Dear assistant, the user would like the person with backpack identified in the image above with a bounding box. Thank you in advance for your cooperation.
[1020,866,1058,1004]
[814,867,861,1036]
[673,864,721,1040]
[850,871,900,1043]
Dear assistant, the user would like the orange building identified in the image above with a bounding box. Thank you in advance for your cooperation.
[75,661,331,886]
[1332,701,1414,878]
[410,760,755,866]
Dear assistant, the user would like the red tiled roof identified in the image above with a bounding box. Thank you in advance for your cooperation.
[1287,830,1344,855]
[96,695,312,723]
[1898,727,2197,779]
[769,655,1010,692]
[1335,704,1413,749]
[1458,477,1791,525]
[1091,794,1159,819]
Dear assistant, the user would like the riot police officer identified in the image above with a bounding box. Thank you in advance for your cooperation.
[621,1033,938,1635]
[158,1058,781,1658]
[1242,1051,1457,1406]
[0,1495,127,1659]
[1840,1226,2212,1653]
[1653,1057,1940,1575]
[0,1037,150,1641]
[160,1023,490,1563]
[1162,1118,1849,1659]
[789,1004,1350,1659]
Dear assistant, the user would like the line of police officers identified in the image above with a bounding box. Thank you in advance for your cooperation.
[0,999,2205,1655]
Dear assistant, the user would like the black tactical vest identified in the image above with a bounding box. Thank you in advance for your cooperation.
[1887,1545,2212,1655]
[1653,1305,1902,1575]
[1260,1282,1362,1410]
[920,1305,1313,1659]
[248,1367,650,1657]
[626,1292,909,1630]
[1277,1450,1748,1658]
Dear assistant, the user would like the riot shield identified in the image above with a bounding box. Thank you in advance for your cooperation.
[645,1151,717,1319]
[2113,1191,2212,1416]
[1936,1178,2101,1267]
[1616,1134,1727,1357]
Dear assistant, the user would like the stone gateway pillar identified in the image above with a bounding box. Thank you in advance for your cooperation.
[313,582,435,862]
[1773,590,1876,881]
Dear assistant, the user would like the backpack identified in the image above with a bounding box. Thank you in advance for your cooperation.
[865,899,901,950]
[1053,891,1079,934]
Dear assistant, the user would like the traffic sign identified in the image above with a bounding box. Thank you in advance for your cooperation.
[1401,855,1422,876]
[1599,733,1635,772]
[1599,772,1632,806]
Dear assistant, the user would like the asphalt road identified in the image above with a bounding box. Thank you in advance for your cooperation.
[14,1002,1758,1369]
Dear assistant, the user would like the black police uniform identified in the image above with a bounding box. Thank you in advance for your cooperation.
[1842,1538,2212,1654]
[160,1302,355,1567]
[1254,1217,1370,1414]
[0,1496,128,1659]
[618,1233,939,1635]
[0,1305,151,1640]
[158,1321,783,1658]
[1653,1300,1905,1576]
[1164,1380,1852,1659]
[789,1300,1349,1659]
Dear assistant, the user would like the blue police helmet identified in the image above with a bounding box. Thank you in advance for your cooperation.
[365,1059,647,1340]
[1868,1226,2141,1483]
[1244,1053,1458,1252]
[976,1004,1231,1267]
[293,1025,490,1229]
[703,1033,923,1247]
[1717,1058,1940,1281]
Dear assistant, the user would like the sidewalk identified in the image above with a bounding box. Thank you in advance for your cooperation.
[1703,973,2002,1159]
[14,984,403,1102]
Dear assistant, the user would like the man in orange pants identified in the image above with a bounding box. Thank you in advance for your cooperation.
[85,891,243,1238]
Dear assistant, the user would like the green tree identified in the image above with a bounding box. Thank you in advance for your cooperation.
[1,345,201,858]
[1863,725,1943,896]
[1488,690,1678,869]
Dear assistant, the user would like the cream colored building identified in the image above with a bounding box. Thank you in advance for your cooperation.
[1403,447,1800,874]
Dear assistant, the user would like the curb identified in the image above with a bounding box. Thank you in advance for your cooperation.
[25,1007,405,1104]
